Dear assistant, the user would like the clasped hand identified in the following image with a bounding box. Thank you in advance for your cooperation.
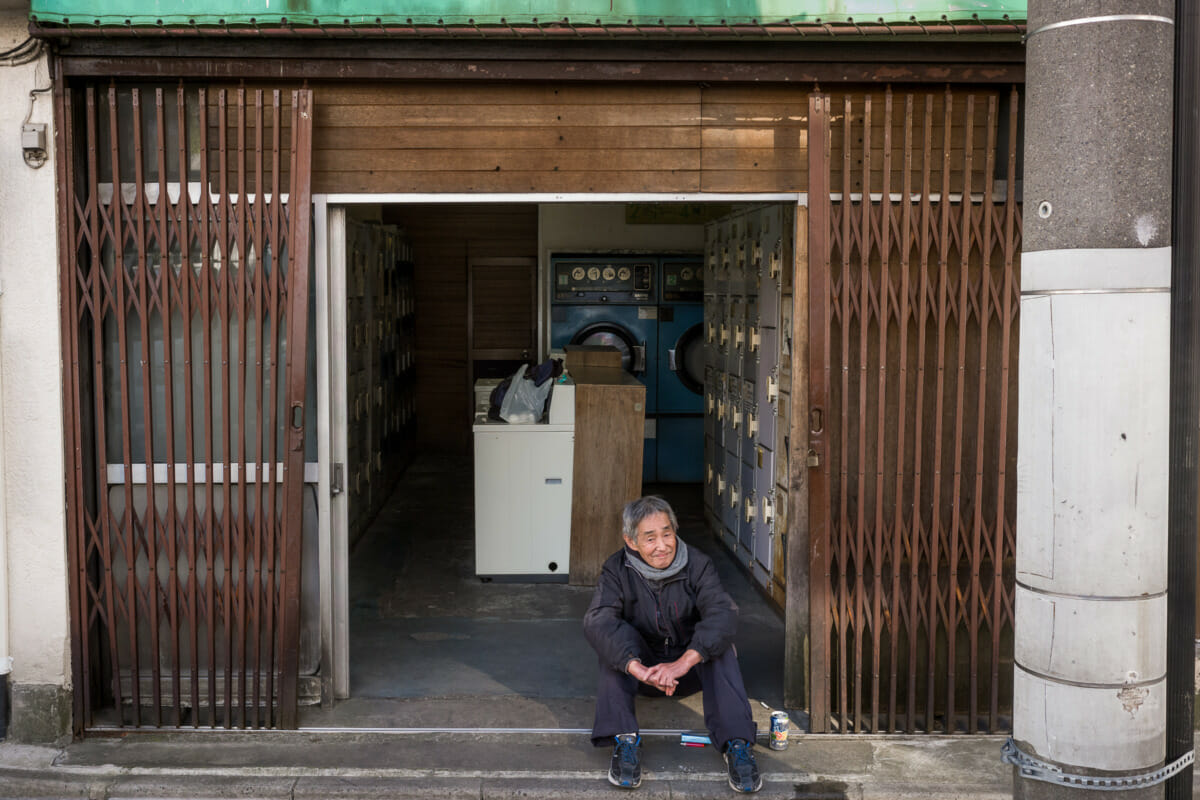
[627,650,702,696]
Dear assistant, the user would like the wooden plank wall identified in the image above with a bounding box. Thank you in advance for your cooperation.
[310,83,998,196]
[380,204,538,452]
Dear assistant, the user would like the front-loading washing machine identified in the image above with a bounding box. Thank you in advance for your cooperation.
[656,256,705,483]
[549,255,659,480]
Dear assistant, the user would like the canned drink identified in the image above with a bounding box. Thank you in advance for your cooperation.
[769,711,790,750]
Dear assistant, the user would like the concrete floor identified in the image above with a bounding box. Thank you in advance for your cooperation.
[301,451,787,731]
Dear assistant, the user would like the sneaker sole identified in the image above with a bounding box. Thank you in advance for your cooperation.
[608,771,642,789]
[724,754,762,793]
[726,775,763,793]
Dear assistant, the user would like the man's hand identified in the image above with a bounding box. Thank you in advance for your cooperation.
[637,650,702,696]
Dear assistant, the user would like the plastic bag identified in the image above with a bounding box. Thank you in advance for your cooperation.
[499,364,553,424]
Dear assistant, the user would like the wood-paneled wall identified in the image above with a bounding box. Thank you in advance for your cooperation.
[311,82,1008,195]
[380,204,538,452]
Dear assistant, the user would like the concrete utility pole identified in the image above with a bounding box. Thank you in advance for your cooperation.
[1013,2,1175,799]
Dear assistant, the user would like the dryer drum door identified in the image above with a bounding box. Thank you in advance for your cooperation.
[667,323,704,395]
[571,322,646,374]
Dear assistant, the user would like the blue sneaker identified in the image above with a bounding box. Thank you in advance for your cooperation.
[608,733,642,789]
[723,738,762,793]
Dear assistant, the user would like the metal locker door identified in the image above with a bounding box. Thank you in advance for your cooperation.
[704,365,718,442]
[756,326,779,447]
[741,378,758,462]
[723,448,741,535]
[704,298,721,368]
[704,433,717,513]
[724,298,742,377]
[725,381,742,459]
[760,232,783,329]
[739,459,756,560]
[753,446,776,571]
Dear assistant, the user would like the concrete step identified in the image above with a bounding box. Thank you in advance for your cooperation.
[0,730,1020,799]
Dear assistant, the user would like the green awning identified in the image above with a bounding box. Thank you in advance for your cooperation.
[30,1,1026,30]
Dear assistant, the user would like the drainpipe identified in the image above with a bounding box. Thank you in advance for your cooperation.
[1011,3,1175,799]
[1166,1,1199,797]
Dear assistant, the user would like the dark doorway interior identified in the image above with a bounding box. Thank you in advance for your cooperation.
[301,452,785,730]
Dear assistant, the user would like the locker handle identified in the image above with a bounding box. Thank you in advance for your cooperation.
[545,478,563,485]
[811,407,824,434]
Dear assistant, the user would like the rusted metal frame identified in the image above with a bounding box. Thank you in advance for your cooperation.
[53,54,1026,85]
[215,88,236,728]
[175,84,202,727]
[806,92,831,734]
[869,88,893,734]
[85,85,122,728]
[249,88,267,730]
[153,86,184,727]
[888,92,915,733]
[58,76,92,733]
[990,86,1020,732]
[234,85,250,728]
[926,89,955,733]
[130,86,167,727]
[836,94,854,732]
[100,84,143,727]
[263,89,284,729]
[851,95,872,732]
[197,87,219,727]
[945,93,976,733]
[969,94,998,731]
[908,93,934,733]
[278,88,314,730]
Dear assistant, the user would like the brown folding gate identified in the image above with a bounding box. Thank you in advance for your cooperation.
[806,88,1021,733]
[56,81,314,730]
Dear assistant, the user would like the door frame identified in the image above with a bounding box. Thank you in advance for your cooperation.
[314,192,804,704]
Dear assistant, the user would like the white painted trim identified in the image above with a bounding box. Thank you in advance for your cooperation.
[1022,247,1172,292]
[314,196,334,706]
[319,192,805,204]
[327,206,351,701]
[104,462,319,484]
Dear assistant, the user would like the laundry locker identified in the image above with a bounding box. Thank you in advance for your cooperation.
[656,256,705,483]
[549,255,658,480]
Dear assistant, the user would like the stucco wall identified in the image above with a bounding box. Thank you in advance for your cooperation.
[0,9,69,697]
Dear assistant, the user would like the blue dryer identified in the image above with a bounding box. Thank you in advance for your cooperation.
[656,256,705,483]
[549,255,659,480]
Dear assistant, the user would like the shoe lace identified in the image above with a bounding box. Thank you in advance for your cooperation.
[616,737,639,766]
[728,739,753,769]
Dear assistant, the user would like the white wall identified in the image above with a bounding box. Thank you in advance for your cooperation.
[0,11,69,688]
[537,203,705,355]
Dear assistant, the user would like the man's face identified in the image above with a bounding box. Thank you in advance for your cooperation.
[627,511,677,569]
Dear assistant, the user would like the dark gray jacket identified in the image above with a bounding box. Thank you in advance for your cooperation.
[583,546,739,673]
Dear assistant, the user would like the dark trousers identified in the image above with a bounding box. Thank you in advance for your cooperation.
[591,646,756,750]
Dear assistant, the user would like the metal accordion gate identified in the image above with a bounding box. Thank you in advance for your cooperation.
[806,88,1022,733]
[55,81,314,730]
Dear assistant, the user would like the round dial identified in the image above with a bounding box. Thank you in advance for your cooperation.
[602,266,616,281]
[587,266,601,281]
[571,266,586,281]
[681,267,694,281]
[617,266,631,281]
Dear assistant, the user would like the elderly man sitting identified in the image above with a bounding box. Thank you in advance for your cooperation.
[582,495,762,793]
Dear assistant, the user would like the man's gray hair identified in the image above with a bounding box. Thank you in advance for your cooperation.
[622,495,679,543]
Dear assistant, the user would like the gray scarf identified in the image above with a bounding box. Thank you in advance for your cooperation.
[624,538,689,583]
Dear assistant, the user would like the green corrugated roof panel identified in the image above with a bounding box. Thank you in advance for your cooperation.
[30,1,1026,29]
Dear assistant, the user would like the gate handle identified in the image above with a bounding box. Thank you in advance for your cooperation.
[291,402,304,430]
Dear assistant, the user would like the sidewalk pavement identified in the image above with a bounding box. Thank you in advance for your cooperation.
[0,727,1028,800]
[4,728,1199,799]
